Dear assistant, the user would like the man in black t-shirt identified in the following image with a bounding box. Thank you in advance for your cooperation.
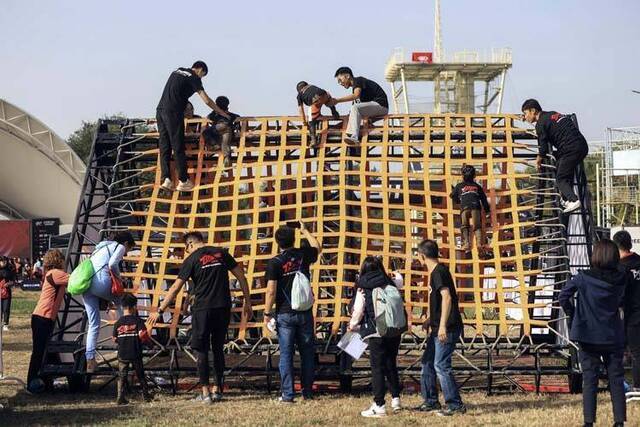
[113,294,151,404]
[296,81,340,148]
[156,61,231,193]
[613,230,640,392]
[264,222,322,403]
[522,98,589,214]
[329,66,389,145]
[147,231,252,403]
[414,239,466,416]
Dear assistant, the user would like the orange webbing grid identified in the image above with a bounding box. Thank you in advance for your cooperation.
[122,114,543,341]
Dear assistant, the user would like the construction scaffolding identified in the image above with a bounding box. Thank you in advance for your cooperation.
[595,126,640,227]
[384,0,511,115]
[43,113,593,394]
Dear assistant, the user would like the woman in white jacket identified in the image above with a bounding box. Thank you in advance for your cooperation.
[83,231,135,372]
[349,257,404,417]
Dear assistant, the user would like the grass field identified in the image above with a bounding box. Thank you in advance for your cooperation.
[1,289,638,426]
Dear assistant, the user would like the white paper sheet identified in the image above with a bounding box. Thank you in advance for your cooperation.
[337,331,368,360]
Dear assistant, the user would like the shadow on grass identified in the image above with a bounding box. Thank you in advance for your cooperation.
[2,404,139,426]
[472,396,581,414]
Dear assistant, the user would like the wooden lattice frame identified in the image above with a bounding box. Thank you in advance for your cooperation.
[120,114,550,342]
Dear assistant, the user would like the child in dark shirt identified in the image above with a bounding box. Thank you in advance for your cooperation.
[450,165,491,252]
[201,96,240,169]
[112,293,152,404]
[296,81,340,148]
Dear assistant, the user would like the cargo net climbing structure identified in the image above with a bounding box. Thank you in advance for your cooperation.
[53,114,580,392]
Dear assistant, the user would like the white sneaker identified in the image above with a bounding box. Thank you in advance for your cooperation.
[361,402,386,418]
[160,178,175,191]
[176,180,194,192]
[344,134,360,145]
[2,325,8,332]
[391,397,402,412]
[562,200,581,213]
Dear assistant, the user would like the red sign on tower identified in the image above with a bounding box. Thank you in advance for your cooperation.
[411,52,433,63]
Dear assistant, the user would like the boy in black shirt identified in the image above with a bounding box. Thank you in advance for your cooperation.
[201,96,240,168]
[330,67,389,145]
[613,230,640,392]
[415,239,466,416]
[156,61,231,192]
[112,293,151,404]
[296,81,340,148]
[147,231,252,404]
[450,165,491,252]
[264,222,322,402]
[522,98,589,214]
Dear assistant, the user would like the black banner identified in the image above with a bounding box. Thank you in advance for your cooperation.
[31,218,60,260]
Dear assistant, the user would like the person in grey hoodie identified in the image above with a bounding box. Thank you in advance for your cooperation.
[559,239,627,427]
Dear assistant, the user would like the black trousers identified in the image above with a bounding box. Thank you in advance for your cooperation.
[628,324,640,388]
[191,307,230,389]
[368,335,401,406]
[156,108,187,182]
[1,288,11,325]
[555,144,588,202]
[118,358,147,397]
[27,315,55,387]
[578,343,626,424]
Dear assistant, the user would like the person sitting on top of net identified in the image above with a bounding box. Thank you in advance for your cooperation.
[328,67,389,145]
[521,98,589,214]
[156,61,230,192]
[200,96,240,169]
[449,165,490,252]
[296,81,340,148]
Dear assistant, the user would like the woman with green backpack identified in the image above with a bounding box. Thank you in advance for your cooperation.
[348,256,407,418]
[74,231,135,372]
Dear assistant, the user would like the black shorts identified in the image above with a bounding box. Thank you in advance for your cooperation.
[190,307,231,352]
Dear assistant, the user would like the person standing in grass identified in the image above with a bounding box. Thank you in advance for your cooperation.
[414,239,466,417]
[613,230,640,395]
[263,222,321,403]
[147,231,252,404]
[27,249,69,393]
[113,293,152,405]
[348,256,404,417]
[559,239,626,427]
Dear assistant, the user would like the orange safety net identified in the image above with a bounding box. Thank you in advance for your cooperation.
[121,114,546,342]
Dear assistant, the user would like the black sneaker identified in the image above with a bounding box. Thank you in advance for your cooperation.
[116,396,129,405]
[415,402,441,412]
[437,405,467,416]
[211,392,223,402]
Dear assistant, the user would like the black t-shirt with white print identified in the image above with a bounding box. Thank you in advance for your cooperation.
[178,246,238,311]
[113,314,146,361]
[265,247,318,313]
[297,85,327,106]
[157,67,204,113]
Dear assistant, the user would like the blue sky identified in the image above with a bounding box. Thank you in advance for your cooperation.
[1,0,638,141]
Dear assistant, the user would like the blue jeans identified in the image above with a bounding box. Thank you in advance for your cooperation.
[420,329,463,409]
[276,310,315,401]
[83,271,120,360]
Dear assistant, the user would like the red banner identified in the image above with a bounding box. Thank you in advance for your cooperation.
[0,220,31,258]
[411,52,433,63]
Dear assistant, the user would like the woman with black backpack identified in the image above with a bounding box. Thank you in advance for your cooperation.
[348,256,405,418]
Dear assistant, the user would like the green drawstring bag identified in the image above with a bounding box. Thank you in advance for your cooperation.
[67,259,95,295]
